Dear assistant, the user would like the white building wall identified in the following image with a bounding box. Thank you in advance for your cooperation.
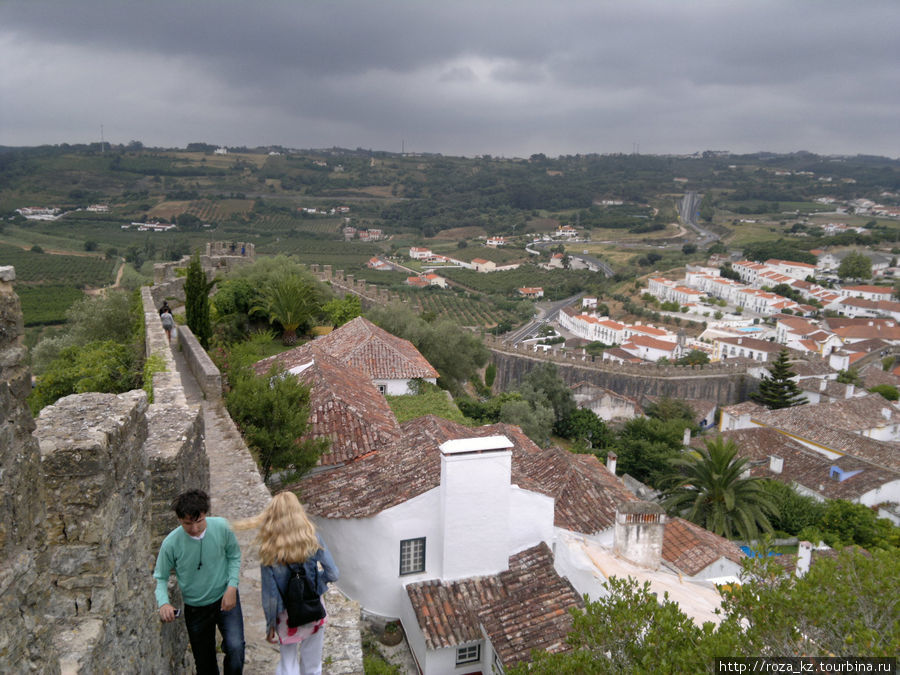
[312,489,443,618]
[375,377,438,395]
[508,487,555,554]
[690,557,743,581]
[553,530,613,601]
[858,479,900,507]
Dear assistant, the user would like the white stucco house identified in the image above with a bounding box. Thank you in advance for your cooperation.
[293,415,649,672]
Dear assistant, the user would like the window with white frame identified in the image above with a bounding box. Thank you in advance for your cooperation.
[399,537,425,575]
[456,643,481,665]
[491,650,505,674]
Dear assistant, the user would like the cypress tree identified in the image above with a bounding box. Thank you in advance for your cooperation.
[184,252,214,349]
[750,349,807,409]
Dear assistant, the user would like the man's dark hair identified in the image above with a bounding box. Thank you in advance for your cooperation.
[172,489,210,519]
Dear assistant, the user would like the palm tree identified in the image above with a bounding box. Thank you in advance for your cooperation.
[661,437,778,541]
[254,273,321,345]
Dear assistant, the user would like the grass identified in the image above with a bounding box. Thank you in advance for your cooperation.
[386,385,472,425]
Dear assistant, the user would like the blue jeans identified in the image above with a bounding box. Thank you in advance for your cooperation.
[184,590,245,675]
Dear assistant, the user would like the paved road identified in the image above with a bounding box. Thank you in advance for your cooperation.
[504,292,584,344]
[680,191,719,247]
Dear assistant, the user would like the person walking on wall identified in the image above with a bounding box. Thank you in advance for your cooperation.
[160,308,175,344]
[154,489,245,674]
[159,300,171,316]
[235,491,338,675]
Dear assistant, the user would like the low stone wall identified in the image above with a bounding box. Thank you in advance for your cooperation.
[178,324,223,402]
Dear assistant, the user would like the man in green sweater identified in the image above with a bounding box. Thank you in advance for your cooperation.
[154,489,245,674]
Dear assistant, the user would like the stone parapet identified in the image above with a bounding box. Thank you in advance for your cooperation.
[0,266,60,672]
[145,402,208,548]
[35,390,180,673]
[177,324,222,402]
[322,587,365,675]
[149,276,186,307]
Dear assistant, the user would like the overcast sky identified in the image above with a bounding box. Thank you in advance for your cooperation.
[1,1,898,158]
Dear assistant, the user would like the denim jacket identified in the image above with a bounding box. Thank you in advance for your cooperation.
[260,536,339,631]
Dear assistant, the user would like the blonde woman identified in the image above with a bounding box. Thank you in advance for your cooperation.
[236,492,339,675]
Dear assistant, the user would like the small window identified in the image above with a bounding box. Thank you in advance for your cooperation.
[377,384,386,394]
[492,650,505,674]
[456,643,481,665]
[399,537,426,575]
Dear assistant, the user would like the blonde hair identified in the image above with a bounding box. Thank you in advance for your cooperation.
[234,491,319,566]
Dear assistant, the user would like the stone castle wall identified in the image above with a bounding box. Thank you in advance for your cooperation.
[0,266,60,673]
[488,339,755,403]
[0,272,206,673]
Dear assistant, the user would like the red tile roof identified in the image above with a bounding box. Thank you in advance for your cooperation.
[405,542,583,666]
[253,345,401,465]
[662,517,745,576]
[295,416,637,531]
[310,316,438,380]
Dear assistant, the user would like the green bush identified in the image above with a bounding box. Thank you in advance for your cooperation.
[29,340,142,415]
[225,361,326,484]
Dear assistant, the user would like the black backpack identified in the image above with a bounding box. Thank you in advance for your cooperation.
[281,562,326,628]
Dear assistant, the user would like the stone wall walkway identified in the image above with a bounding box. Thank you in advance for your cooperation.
[170,339,363,674]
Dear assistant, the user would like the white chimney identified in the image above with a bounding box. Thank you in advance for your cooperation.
[613,502,667,570]
[769,455,783,474]
[440,435,513,580]
[882,407,892,421]
[606,452,618,476]
[846,384,855,397]
[682,427,691,446]
[819,379,827,392]
[796,540,813,577]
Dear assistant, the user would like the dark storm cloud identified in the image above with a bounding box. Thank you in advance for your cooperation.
[1,0,898,157]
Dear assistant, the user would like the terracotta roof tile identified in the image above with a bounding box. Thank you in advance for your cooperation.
[662,517,745,576]
[253,345,401,465]
[405,542,583,666]
[703,427,900,497]
[310,317,439,380]
[296,417,637,532]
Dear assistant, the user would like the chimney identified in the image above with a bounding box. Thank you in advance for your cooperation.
[682,427,691,447]
[846,383,854,397]
[769,455,783,474]
[796,541,813,577]
[606,452,618,476]
[882,407,892,421]
[819,379,827,392]
[613,502,667,570]
[440,435,513,580]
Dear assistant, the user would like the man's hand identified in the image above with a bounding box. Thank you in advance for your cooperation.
[221,586,237,612]
[159,603,177,623]
[266,626,278,644]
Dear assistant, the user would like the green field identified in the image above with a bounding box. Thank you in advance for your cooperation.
[14,285,85,326]
[0,243,117,286]
[397,288,524,328]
